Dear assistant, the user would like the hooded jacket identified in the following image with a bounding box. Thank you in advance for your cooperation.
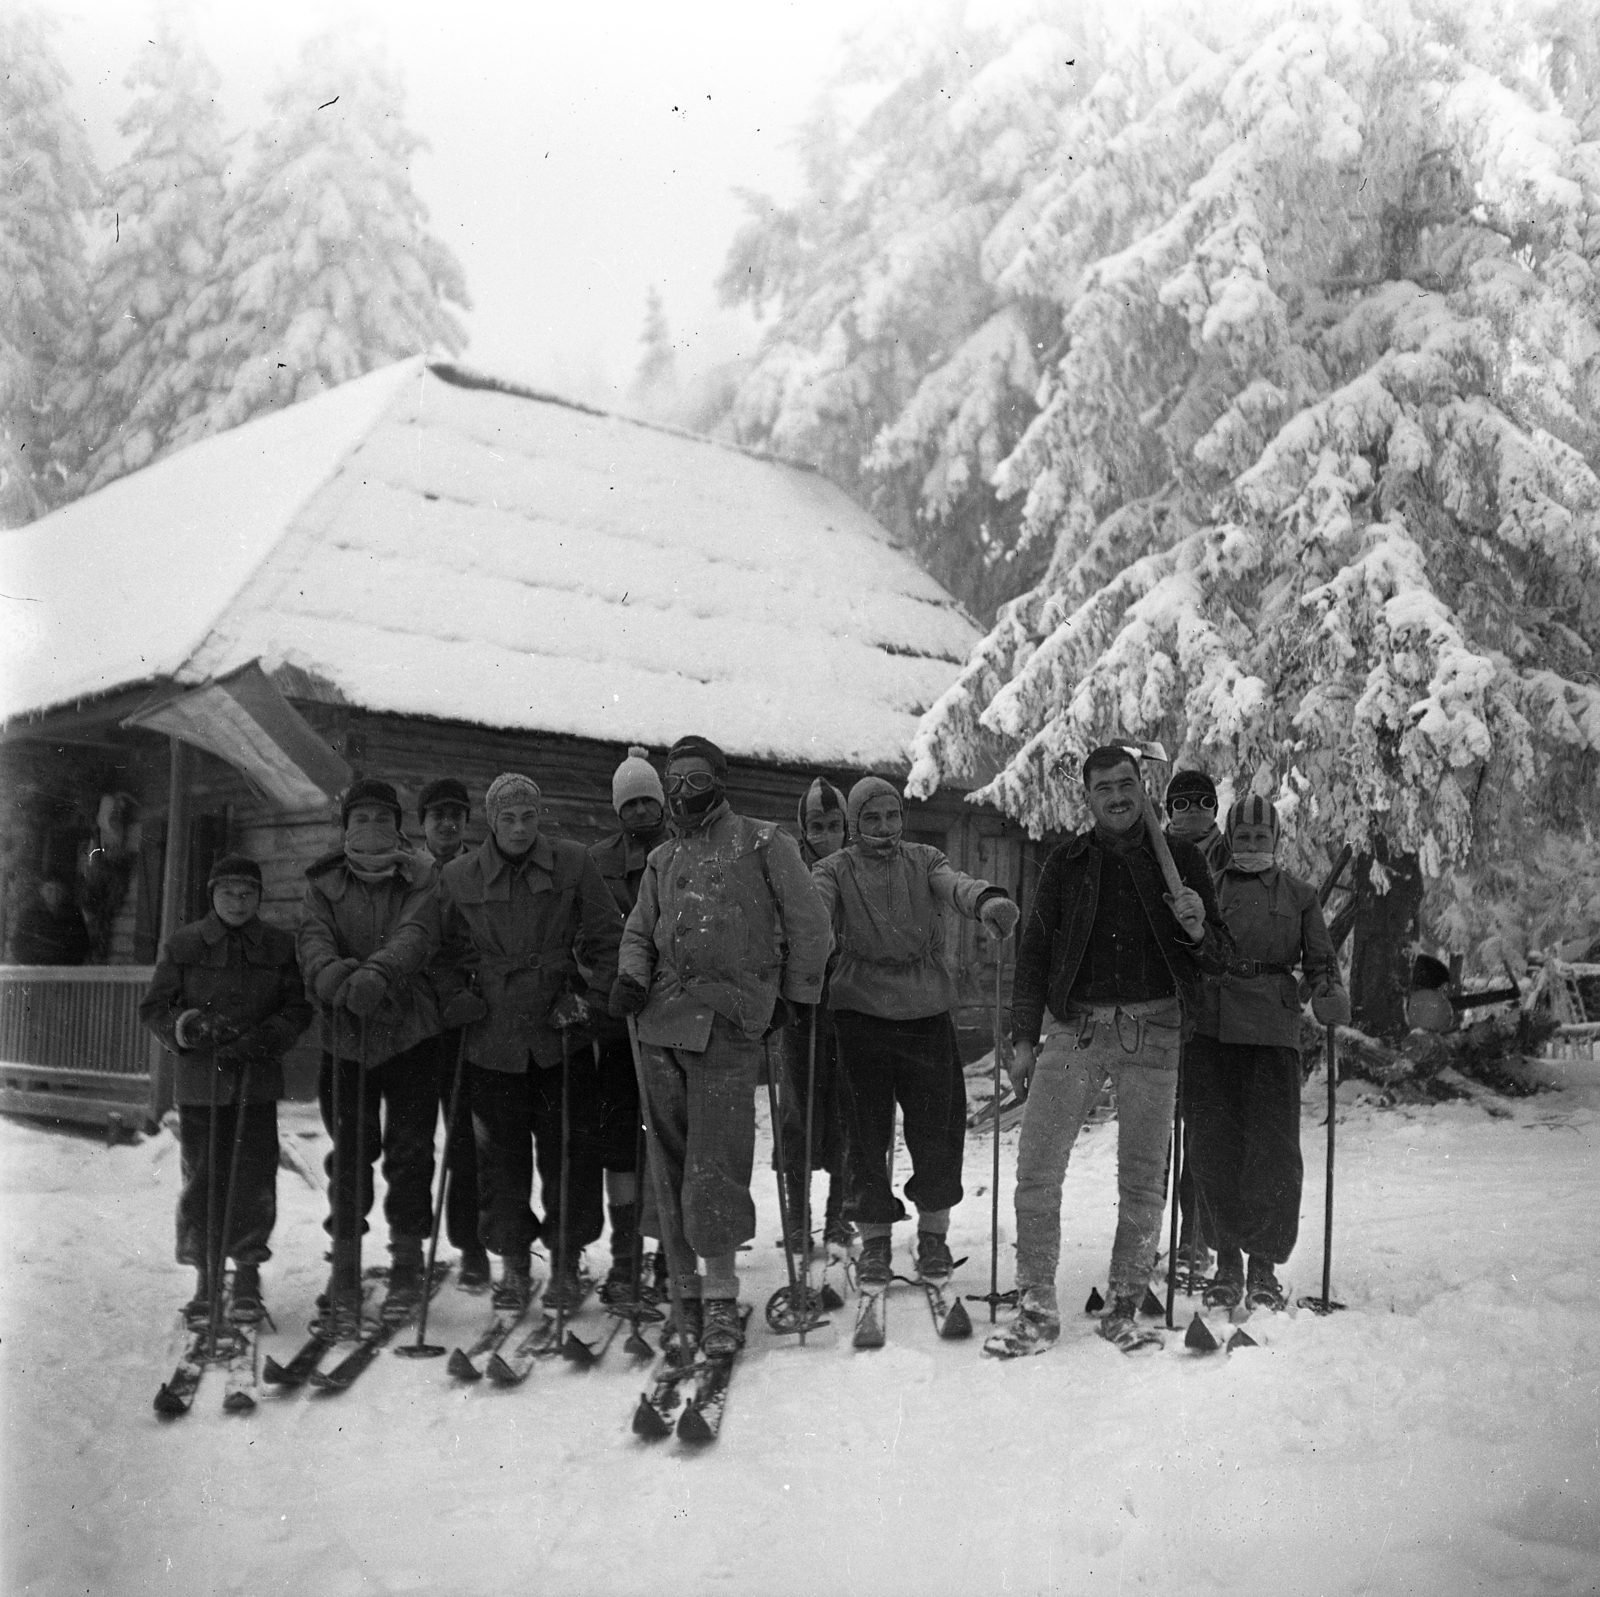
[297,848,441,1064]
[141,913,311,1104]
[810,841,998,1020]
[619,800,832,1050]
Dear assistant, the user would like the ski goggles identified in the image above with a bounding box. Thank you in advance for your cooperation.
[664,771,718,795]
[1167,795,1217,814]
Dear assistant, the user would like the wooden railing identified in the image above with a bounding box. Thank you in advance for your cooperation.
[0,966,166,1135]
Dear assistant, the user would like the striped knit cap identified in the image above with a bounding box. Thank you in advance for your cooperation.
[1226,793,1280,840]
[484,772,542,824]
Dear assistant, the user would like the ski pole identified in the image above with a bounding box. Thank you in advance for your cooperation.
[554,1026,574,1348]
[798,1004,819,1347]
[203,1038,225,1359]
[989,959,1002,1321]
[624,1086,653,1358]
[626,1015,692,1360]
[1164,1048,1183,1330]
[213,1056,256,1339]
[397,1016,470,1359]
[764,1036,806,1331]
[327,1007,347,1329]
[353,1015,369,1318]
[1299,1026,1346,1313]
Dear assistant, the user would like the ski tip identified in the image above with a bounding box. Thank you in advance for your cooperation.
[1184,1313,1221,1353]
[677,1406,714,1445]
[1084,1286,1105,1314]
[447,1350,482,1382]
[633,1398,673,1440]
[260,1358,290,1384]
[819,1282,846,1312]
[484,1355,517,1385]
[939,1299,974,1340]
[222,1391,257,1414]
[1139,1286,1166,1319]
[152,1386,187,1417]
[1225,1326,1258,1351]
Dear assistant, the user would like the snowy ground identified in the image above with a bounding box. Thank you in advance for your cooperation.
[3,1060,1597,1597]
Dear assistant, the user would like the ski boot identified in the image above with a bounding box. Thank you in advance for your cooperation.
[492,1252,534,1313]
[1202,1246,1245,1311]
[1244,1257,1287,1312]
[457,1244,492,1292]
[182,1267,212,1328]
[1097,1290,1162,1351]
[323,1237,364,1339]
[855,1234,893,1288]
[228,1260,265,1325]
[700,1298,746,1359]
[982,1286,1060,1358]
[544,1257,587,1314]
[660,1297,703,1360]
[915,1231,955,1282]
[382,1236,426,1323]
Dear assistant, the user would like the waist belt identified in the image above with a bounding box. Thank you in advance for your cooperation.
[1061,996,1181,1056]
[1235,960,1295,977]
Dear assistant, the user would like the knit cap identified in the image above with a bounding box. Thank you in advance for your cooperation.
[846,775,902,835]
[612,747,664,813]
[207,854,262,890]
[797,777,848,835]
[1226,793,1281,839]
[484,773,542,824]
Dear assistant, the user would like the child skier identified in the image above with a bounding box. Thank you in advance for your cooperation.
[141,855,310,1325]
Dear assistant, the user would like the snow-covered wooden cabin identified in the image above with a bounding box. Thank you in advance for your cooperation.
[0,359,1024,1125]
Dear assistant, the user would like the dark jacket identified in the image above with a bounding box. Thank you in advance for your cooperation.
[140,913,311,1105]
[1196,864,1343,1048]
[376,834,623,1074]
[589,829,660,921]
[619,801,832,1050]
[1012,826,1232,1046]
[297,848,442,1064]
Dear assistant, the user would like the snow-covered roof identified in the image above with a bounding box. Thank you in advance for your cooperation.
[0,359,980,770]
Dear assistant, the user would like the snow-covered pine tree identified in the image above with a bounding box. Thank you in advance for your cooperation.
[628,286,679,417]
[67,18,229,495]
[173,28,468,446]
[714,13,1085,616]
[896,0,1600,1027]
[0,7,99,525]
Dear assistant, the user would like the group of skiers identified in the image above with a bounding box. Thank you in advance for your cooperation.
[139,732,1348,1365]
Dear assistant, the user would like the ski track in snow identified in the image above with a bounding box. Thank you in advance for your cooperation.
[3,1070,1598,1597]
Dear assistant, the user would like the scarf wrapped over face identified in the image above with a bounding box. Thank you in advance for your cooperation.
[344,817,412,882]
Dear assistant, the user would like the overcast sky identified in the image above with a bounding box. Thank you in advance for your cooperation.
[46,0,919,409]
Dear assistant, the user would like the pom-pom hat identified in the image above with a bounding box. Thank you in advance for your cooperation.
[612,747,665,812]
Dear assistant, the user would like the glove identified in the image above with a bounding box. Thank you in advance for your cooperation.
[340,965,390,1018]
[1008,1038,1037,1102]
[1164,886,1206,943]
[548,991,592,1032]
[174,1010,239,1051]
[1311,985,1351,1026]
[608,973,649,1018]
[440,990,488,1028]
[978,896,1020,939]
[314,958,361,1005]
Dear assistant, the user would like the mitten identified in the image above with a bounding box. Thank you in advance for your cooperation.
[440,991,488,1028]
[341,965,390,1018]
[978,897,1020,938]
[314,957,361,1004]
[608,974,649,1018]
[1311,985,1351,1026]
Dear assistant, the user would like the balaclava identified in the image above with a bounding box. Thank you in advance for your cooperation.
[847,775,903,859]
[666,735,728,823]
[797,777,849,865]
[1164,769,1219,840]
[342,780,409,882]
[1226,793,1281,875]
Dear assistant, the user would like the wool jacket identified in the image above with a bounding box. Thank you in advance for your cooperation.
[376,834,622,1074]
[589,829,662,920]
[810,841,998,1020]
[297,848,442,1065]
[1195,864,1343,1048]
[1011,825,1233,1046]
[619,801,832,1051]
[140,913,311,1105]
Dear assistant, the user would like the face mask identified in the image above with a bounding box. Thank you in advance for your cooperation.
[346,818,400,855]
[856,826,901,858]
[669,784,722,822]
[1231,850,1276,874]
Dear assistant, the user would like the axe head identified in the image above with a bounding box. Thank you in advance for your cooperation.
[1119,739,1170,766]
